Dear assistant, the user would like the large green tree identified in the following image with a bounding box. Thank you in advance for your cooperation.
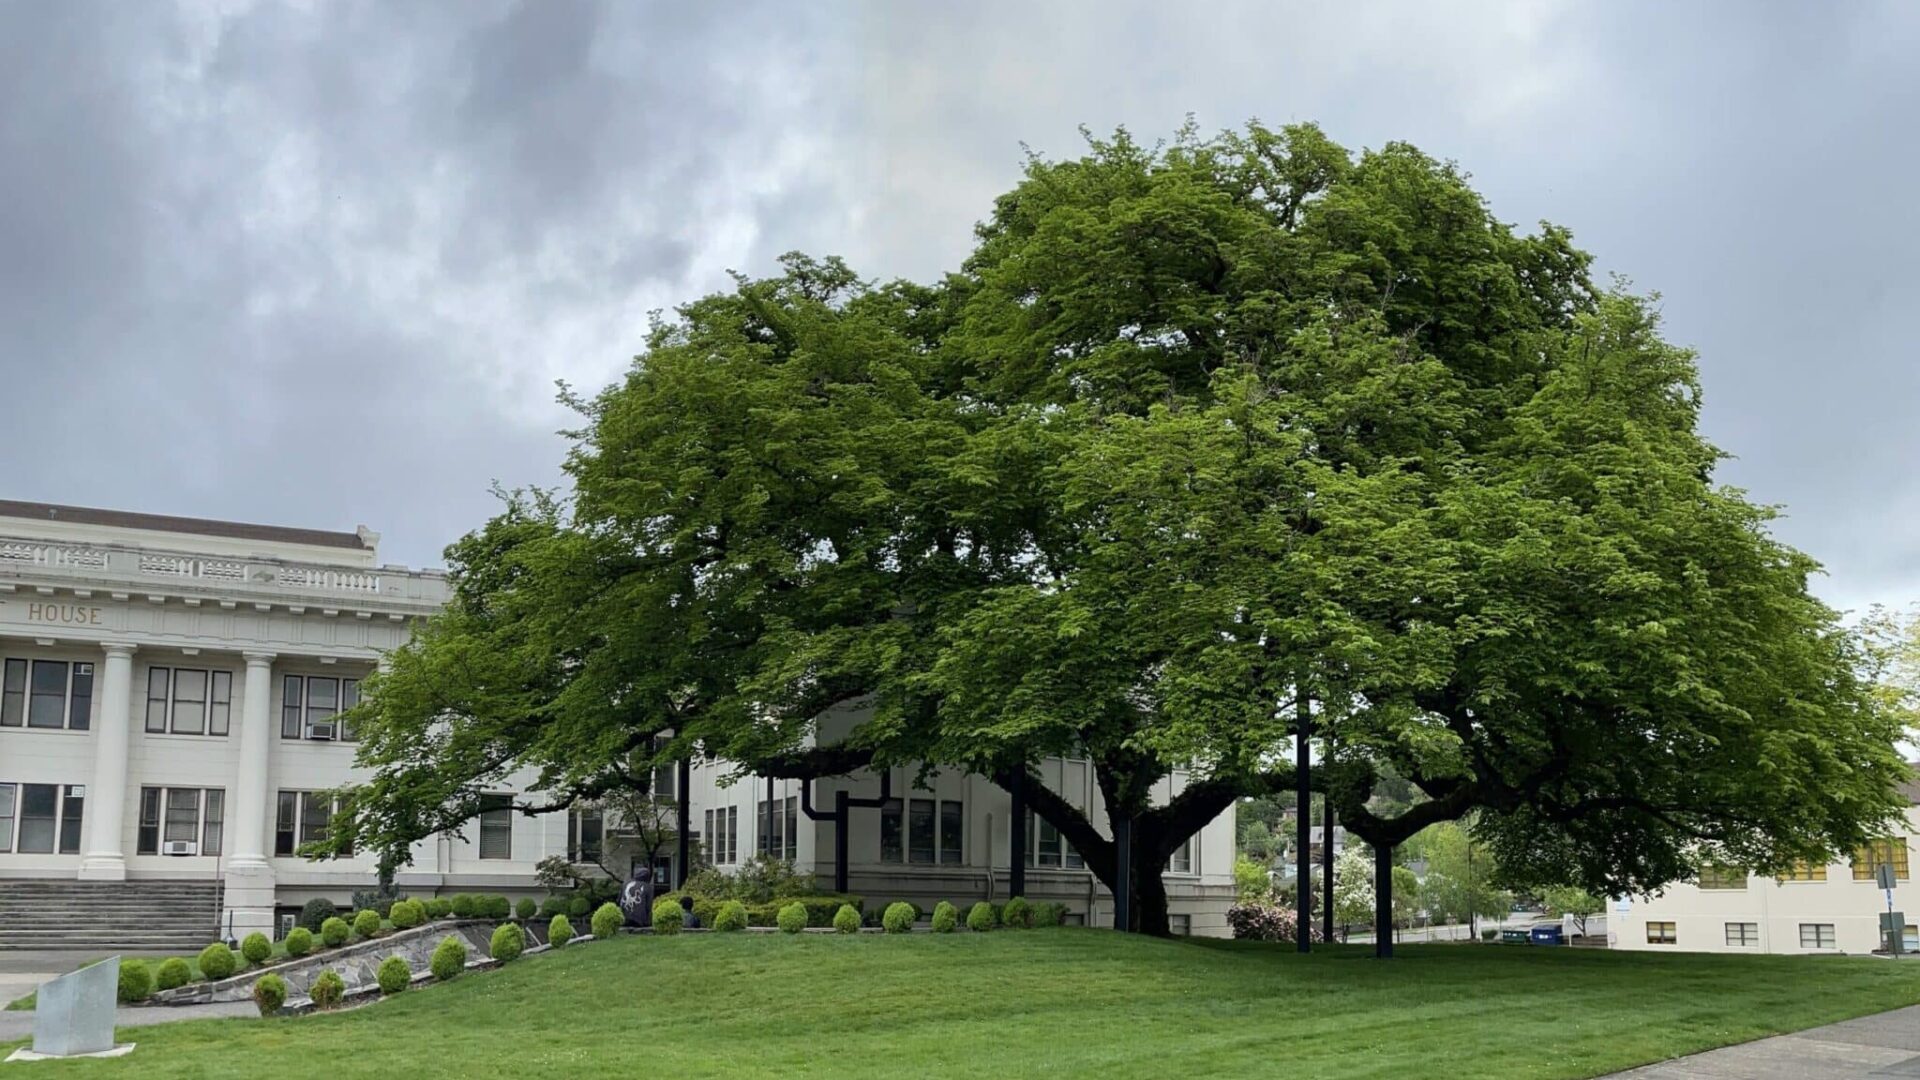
[323,121,1908,941]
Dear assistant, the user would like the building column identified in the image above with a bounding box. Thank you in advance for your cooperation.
[77,643,137,881]
[224,651,278,938]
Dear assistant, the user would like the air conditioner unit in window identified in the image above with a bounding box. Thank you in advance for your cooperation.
[306,721,336,740]
[162,840,198,856]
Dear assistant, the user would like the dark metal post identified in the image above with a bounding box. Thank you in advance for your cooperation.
[1295,696,1311,953]
[1321,795,1335,944]
[676,758,691,888]
[1009,770,1027,899]
[765,775,776,859]
[1375,842,1394,959]
[1113,816,1132,933]
[833,789,850,894]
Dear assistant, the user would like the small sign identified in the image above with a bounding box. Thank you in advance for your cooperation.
[1882,911,1906,955]
[1876,863,1898,891]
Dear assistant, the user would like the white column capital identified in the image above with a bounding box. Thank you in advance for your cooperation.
[101,641,138,658]
[242,651,277,667]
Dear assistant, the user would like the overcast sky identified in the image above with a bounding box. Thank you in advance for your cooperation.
[2,1,1916,614]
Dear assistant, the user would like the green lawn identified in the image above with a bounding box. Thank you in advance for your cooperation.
[6,931,1919,1078]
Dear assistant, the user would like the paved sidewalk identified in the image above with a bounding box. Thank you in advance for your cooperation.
[1602,1004,1920,1078]
[0,1000,258,1043]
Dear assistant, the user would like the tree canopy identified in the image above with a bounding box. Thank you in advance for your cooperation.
[324,120,1910,938]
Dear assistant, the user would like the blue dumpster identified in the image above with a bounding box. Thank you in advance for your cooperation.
[1529,924,1565,945]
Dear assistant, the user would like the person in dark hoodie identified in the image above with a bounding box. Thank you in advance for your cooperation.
[679,894,701,929]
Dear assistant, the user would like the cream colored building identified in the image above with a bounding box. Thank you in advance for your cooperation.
[1611,774,1920,955]
[1,501,1234,944]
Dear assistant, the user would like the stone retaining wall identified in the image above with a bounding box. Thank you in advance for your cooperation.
[151,919,508,1005]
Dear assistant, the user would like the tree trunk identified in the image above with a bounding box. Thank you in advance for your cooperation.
[1130,856,1171,936]
[1374,842,1394,959]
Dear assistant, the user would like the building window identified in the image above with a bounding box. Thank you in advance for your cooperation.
[880,798,903,863]
[908,798,936,864]
[879,797,962,864]
[1168,836,1195,875]
[569,806,604,863]
[1724,922,1759,947]
[1905,925,1919,953]
[11,783,79,854]
[1025,811,1084,869]
[1645,921,1676,945]
[1779,861,1827,882]
[1,659,92,730]
[58,785,85,854]
[0,784,12,852]
[1799,923,1836,950]
[1697,865,1746,890]
[757,795,797,862]
[703,806,739,865]
[478,794,512,860]
[275,791,348,856]
[939,800,963,865]
[1852,839,1910,882]
[137,787,224,856]
[649,737,676,802]
[281,675,359,741]
[1169,913,1192,937]
[143,668,232,736]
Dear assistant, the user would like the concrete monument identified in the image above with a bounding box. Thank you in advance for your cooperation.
[4,956,134,1062]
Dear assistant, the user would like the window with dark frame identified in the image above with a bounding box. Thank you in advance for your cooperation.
[280,674,360,741]
[908,798,935,864]
[0,783,14,853]
[1025,810,1083,869]
[16,783,58,853]
[275,790,346,856]
[1645,921,1677,945]
[569,806,604,862]
[1,659,92,730]
[879,797,903,863]
[478,794,512,860]
[939,800,962,865]
[1724,922,1759,946]
[58,785,85,855]
[1800,923,1836,949]
[144,668,233,736]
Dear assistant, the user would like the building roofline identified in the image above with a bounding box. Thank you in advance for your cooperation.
[0,500,372,551]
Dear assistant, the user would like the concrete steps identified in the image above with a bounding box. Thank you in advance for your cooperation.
[0,879,222,951]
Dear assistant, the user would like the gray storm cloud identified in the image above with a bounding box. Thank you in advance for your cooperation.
[1,0,1915,615]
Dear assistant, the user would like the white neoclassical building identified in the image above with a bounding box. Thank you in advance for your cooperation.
[0,500,1235,947]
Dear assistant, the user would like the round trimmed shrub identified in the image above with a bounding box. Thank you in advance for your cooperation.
[297,897,338,934]
[309,969,345,1009]
[777,902,808,934]
[568,894,592,918]
[833,904,861,934]
[515,897,537,921]
[1033,901,1066,928]
[197,942,237,980]
[489,922,525,963]
[284,927,313,957]
[117,959,152,1003]
[240,932,272,966]
[1003,896,1034,929]
[591,902,623,940]
[713,900,749,932]
[882,901,916,934]
[483,895,512,920]
[320,916,351,948]
[376,954,410,995]
[931,901,958,933]
[549,914,575,947]
[426,897,453,919]
[352,908,382,939]
[540,896,568,919]
[390,899,422,930]
[431,935,468,980]
[651,897,684,935]
[154,956,192,991]
[252,973,287,1016]
[450,894,477,918]
[967,902,994,932]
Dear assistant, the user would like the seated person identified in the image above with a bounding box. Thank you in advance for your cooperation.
[679,895,702,929]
